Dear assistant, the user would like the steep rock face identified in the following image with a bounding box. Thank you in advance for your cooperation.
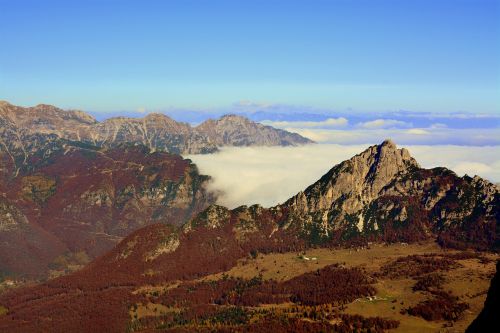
[0,101,312,154]
[195,114,314,146]
[281,141,498,248]
[285,140,418,227]
[0,134,216,278]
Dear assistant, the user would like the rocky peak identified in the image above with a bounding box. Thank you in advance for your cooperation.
[184,204,231,231]
[281,140,499,249]
[65,109,97,124]
[33,103,61,111]
[218,114,251,123]
[285,140,419,217]
[196,114,251,130]
[0,100,12,108]
[364,139,419,191]
[195,114,314,146]
[143,112,176,122]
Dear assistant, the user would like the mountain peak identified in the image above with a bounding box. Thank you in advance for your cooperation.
[219,114,249,121]
[34,103,59,109]
[0,100,12,107]
[285,140,419,217]
[372,139,419,170]
[144,112,172,119]
[196,114,314,146]
[283,140,497,247]
[381,138,396,147]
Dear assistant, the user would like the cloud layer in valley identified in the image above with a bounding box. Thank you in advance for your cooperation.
[188,144,500,209]
[268,125,500,146]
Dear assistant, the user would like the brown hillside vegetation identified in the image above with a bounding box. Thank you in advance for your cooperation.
[0,140,498,332]
[0,223,497,333]
[0,137,215,278]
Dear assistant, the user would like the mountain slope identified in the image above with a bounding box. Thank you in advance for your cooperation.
[0,133,215,278]
[0,140,497,332]
[0,101,313,154]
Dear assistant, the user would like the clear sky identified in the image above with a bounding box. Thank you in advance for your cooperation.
[0,0,499,113]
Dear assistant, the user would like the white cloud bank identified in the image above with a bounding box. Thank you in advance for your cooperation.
[188,144,500,209]
[281,127,500,146]
[262,118,499,146]
[261,117,348,129]
[357,119,411,129]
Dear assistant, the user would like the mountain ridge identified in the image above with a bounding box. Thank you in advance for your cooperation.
[0,101,314,155]
[0,135,216,278]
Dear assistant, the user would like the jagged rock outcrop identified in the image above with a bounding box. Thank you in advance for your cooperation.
[0,101,313,155]
[277,140,499,248]
[284,140,419,231]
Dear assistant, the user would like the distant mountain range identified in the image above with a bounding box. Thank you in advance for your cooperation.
[0,140,497,332]
[0,101,313,155]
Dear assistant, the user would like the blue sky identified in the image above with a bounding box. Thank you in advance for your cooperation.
[0,0,499,114]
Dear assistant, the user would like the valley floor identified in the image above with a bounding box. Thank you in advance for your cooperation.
[128,241,498,332]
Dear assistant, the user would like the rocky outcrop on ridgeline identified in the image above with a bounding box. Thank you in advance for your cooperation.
[284,140,419,229]
[0,101,313,155]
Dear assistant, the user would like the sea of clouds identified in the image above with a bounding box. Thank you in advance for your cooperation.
[188,144,500,209]
[260,117,500,146]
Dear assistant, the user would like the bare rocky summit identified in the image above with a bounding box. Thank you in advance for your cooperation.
[0,101,313,155]
[286,139,419,218]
